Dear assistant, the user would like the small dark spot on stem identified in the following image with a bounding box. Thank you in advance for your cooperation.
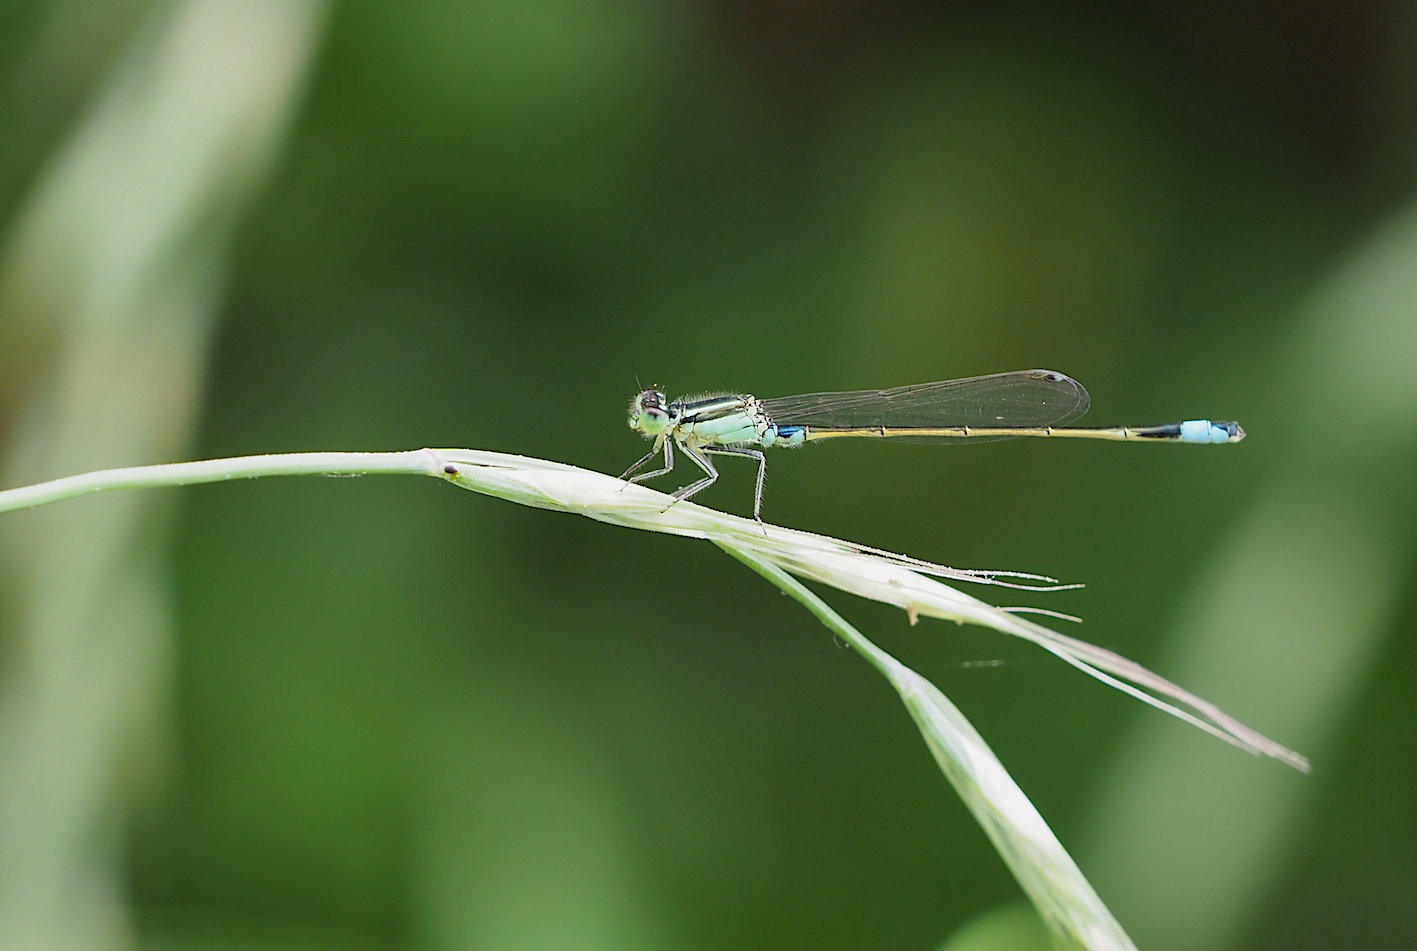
[443,465,458,475]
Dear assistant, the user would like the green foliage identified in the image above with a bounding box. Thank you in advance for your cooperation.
[1,2,1414,950]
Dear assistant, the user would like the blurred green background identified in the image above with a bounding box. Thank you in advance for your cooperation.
[1,2,1414,949]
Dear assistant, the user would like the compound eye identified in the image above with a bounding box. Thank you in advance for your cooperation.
[629,388,672,435]
[639,406,669,436]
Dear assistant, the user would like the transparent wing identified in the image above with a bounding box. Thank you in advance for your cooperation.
[760,369,1091,444]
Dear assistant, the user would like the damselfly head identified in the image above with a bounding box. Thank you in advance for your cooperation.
[628,389,671,437]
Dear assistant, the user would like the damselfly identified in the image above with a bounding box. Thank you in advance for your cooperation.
[621,369,1243,520]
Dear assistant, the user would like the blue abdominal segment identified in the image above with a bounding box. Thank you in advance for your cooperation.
[1179,419,1238,444]
[763,424,806,448]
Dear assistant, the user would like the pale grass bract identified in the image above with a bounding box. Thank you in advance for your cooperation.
[0,446,1309,951]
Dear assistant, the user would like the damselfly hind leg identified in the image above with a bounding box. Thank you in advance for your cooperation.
[704,446,767,522]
